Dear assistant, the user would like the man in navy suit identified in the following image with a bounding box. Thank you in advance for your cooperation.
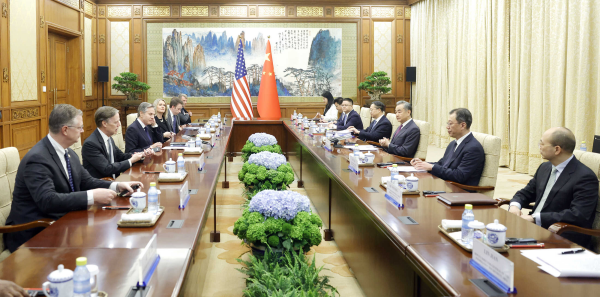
[412,108,484,186]
[329,98,363,130]
[509,127,598,248]
[125,102,163,154]
[348,101,392,141]
[379,101,421,158]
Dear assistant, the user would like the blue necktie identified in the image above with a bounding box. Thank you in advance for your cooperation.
[144,126,152,142]
[64,150,75,192]
[173,116,177,133]
[342,114,347,125]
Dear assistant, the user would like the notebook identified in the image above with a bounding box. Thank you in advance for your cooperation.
[437,193,497,205]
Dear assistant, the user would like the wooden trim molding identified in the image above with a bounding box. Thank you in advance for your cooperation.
[47,21,82,37]
[12,107,40,121]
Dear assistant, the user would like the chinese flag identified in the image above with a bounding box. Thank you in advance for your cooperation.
[257,40,281,120]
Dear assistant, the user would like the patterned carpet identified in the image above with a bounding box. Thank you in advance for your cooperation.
[200,146,533,296]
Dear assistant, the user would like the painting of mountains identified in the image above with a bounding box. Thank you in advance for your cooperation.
[162,28,342,97]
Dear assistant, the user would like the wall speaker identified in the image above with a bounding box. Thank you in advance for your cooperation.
[98,66,109,83]
[406,67,416,82]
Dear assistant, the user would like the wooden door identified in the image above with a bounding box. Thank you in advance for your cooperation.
[48,33,69,113]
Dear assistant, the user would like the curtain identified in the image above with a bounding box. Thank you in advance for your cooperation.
[411,0,511,165]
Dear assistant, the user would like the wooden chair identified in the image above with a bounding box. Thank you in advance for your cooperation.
[548,150,600,253]
[126,113,138,128]
[359,107,371,130]
[0,147,53,262]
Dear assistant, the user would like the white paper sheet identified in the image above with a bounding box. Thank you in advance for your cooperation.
[537,254,600,278]
[343,145,379,151]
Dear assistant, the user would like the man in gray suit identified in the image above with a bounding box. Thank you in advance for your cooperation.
[379,101,421,158]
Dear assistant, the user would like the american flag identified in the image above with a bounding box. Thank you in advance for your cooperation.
[230,39,254,119]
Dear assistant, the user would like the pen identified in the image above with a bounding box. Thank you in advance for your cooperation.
[560,248,585,254]
[102,206,130,210]
[509,243,545,248]
[144,171,161,174]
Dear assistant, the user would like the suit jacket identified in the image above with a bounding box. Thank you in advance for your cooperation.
[511,157,598,248]
[431,133,485,186]
[4,136,112,252]
[125,120,163,153]
[336,110,363,131]
[357,115,392,142]
[82,129,133,178]
[385,119,421,158]
[179,107,192,125]
[154,116,172,143]
[165,110,181,134]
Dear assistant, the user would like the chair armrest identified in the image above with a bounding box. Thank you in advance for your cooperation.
[0,218,54,234]
[448,181,495,192]
[364,140,424,162]
[495,198,511,206]
[101,177,115,181]
[548,222,600,237]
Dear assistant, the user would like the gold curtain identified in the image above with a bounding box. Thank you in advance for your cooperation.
[410,0,511,165]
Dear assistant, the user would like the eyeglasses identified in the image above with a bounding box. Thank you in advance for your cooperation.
[446,121,456,127]
[67,125,84,132]
[341,104,352,107]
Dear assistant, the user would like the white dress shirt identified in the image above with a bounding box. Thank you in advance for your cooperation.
[47,134,118,206]
[370,114,385,129]
[322,106,339,122]
[97,128,132,171]
[510,154,574,226]
[455,131,472,151]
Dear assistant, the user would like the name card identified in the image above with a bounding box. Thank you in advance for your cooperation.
[471,239,516,293]
[385,182,403,208]
[211,134,216,147]
[216,126,221,137]
[348,154,360,174]
[179,181,190,209]
[323,138,332,151]
[197,153,205,171]
[137,234,160,287]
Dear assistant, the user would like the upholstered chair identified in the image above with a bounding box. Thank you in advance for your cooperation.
[359,107,371,130]
[127,113,138,128]
[69,137,83,163]
[412,120,431,160]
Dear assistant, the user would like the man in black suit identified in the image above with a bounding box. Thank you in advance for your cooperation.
[328,98,363,130]
[4,104,142,252]
[178,94,192,125]
[348,101,392,142]
[509,127,598,248]
[165,97,184,134]
[412,108,485,186]
[125,102,164,154]
[379,101,421,158]
[82,106,146,179]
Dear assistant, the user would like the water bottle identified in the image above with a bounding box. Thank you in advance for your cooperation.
[581,141,587,152]
[196,135,202,147]
[177,153,185,173]
[353,144,360,157]
[148,182,158,215]
[461,204,475,244]
[73,257,91,297]
[390,164,399,186]
[218,111,221,120]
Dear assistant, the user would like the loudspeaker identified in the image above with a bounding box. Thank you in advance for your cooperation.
[406,67,416,82]
[593,135,600,154]
[98,66,109,82]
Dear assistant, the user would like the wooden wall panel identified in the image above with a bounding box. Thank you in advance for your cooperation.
[12,120,40,158]
[45,0,80,33]
[361,19,371,101]
[396,20,405,99]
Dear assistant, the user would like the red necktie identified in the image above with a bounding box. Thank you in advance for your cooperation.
[393,124,403,139]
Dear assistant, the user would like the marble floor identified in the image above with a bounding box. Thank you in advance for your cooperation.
[200,145,533,296]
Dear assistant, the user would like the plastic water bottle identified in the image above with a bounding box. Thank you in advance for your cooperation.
[461,204,475,244]
[218,111,221,119]
[581,141,587,152]
[353,144,360,156]
[196,135,202,147]
[148,182,158,215]
[177,153,185,173]
[73,257,91,297]
[390,164,399,186]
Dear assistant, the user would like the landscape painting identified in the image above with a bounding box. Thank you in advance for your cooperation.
[162,28,342,97]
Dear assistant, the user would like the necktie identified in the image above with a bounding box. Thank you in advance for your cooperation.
[371,119,378,130]
[107,138,114,164]
[443,142,458,167]
[343,114,347,126]
[64,150,75,192]
[144,126,152,142]
[173,116,177,133]
[393,124,403,139]
[533,168,558,215]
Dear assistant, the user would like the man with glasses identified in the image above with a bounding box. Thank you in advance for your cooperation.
[125,102,164,154]
[4,104,143,253]
[347,101,392,141]
[379,101,420,158]
[411,108,484,186]
[329,98,363,131]
[82,106,146,179]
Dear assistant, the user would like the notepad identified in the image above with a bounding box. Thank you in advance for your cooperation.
[537,254,600,278]
[158,172,188,182]
[343,145,379,151]
[389,166,427,173]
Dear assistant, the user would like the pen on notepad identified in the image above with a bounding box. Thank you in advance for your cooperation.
[144,171,161,174]
[560,248,585,254]
[509,243,545,248]
[102,206,130,210]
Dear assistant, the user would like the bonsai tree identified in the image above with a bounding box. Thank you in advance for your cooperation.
[111,72,150,100]
[358,71,392,101]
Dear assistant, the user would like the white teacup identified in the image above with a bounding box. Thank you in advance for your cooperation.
[42,264,73,297]
[130,190,146,212]
[486,219,507,247]
[163,158,176,173]
[187,140,196,148]
[363,152,375,164]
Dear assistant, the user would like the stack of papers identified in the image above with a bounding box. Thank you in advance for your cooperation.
[343,145,379,151]
[389,166,426,173]
[521,249,600,277]
[162,146,186,150]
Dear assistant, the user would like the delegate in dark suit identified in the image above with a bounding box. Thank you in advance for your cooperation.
[125,120,163,153]
[82,129,133,178]
[165,110,181,134]
[4,137,112,252]
[431,133,485,186]
[154,116,172,143]
[511,157,598,248]
[385,119,421,158]
[179,107,192,125]
[357,116,392,142]
[336,110,363,131]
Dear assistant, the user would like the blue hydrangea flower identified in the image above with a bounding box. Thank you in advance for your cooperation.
[248,151,287,170]
[248,133,278,147]
[249,190,311,221]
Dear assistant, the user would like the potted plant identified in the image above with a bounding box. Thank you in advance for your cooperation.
[111,72,151,101]
[241,133,283,162]
[233,190,323,255]
[238,151,295,199]
[357,71,392,101]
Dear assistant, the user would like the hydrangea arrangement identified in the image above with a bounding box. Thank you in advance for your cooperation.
[241,133,282,162]
[238,153,295,198]
[233,190,323,252]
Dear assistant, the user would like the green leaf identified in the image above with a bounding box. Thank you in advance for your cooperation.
[282,239,292,250]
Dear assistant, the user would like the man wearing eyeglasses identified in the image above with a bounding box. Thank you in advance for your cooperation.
[328,98,363,131]
[411,108,485,186]
[4,104,143,253]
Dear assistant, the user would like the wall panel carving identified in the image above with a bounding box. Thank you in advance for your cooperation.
[259,6,285,17]
[57,0,79,9]
[374,21,392,91]
[110,22,130,95]
[404,7,411,18]
[9,0,38,102]
[181,6,209,17]
[296,7,323,17]
[219,6,247,17]
[334,7,360,17]
[84,17,93,96]
[143,6,170,17]
[371,7,395,18]
[84,1,94,16]
[108,6,132,18]
[12,108,39,120]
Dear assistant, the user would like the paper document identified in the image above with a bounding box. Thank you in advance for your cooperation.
[521,249,600,277]
[162,146,186,150]
[158,172,186,181]
[343,145,379,151]
[393,166,426,172]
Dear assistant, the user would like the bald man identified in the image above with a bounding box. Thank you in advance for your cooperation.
[509,127,598,248]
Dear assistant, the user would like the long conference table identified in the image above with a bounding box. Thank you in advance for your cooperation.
[1,119,598,296]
